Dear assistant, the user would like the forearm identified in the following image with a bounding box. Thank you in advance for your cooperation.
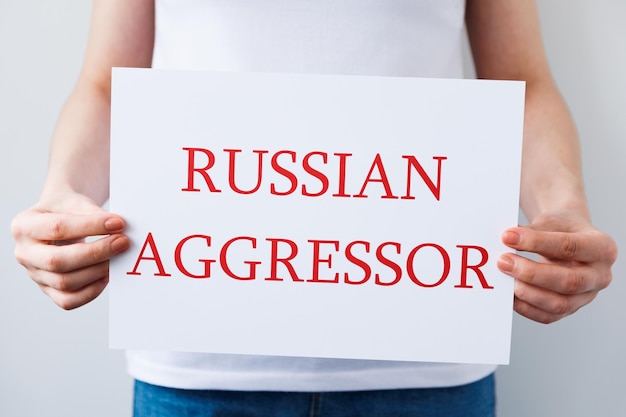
[466,0,590,222]
[41,80,112,206]
[519,80,590,221]
[40,0,155,207]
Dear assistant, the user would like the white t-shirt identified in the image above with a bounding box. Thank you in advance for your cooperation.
[128,0,497,391]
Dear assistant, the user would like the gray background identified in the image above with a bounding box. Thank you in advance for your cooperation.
[1,1,624,416]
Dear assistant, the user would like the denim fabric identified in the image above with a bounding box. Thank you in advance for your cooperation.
[133,373,495,417]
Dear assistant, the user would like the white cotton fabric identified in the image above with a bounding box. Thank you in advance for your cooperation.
[127,351,497,392]
[152,0,466,78]
[128,0,498,391]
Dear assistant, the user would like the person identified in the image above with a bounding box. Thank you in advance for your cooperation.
[10,0,617,416]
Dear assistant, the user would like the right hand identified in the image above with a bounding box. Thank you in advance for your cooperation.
[11,192,130,310]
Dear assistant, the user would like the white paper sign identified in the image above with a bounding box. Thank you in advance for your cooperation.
[109,68,524,364]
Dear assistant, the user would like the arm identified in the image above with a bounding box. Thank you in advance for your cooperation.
[11,0,155,310]
[466,0,617,323]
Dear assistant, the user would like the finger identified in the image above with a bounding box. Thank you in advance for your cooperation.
[40,276,110,311]
[19,234,130,273]
[512,298,565,324]
[501,227,614,264]
[497,253,608,294]
[12,211,125,242]
[28,260,110,292]
[513,281,597,324]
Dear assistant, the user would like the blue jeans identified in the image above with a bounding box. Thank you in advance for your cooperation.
[133,373,495,417]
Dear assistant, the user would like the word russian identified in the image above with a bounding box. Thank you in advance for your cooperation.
[181,147,448,200]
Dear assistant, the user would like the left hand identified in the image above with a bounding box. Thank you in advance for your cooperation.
[497,210,617,324]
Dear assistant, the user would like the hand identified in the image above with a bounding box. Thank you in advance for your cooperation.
[497,210,617,324]
[11,192,130,310]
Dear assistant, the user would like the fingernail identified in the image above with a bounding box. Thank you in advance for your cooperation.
[502,230,520,245]
[111,236,130,254]
[497,255,514,273]
[105,218,124,233]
